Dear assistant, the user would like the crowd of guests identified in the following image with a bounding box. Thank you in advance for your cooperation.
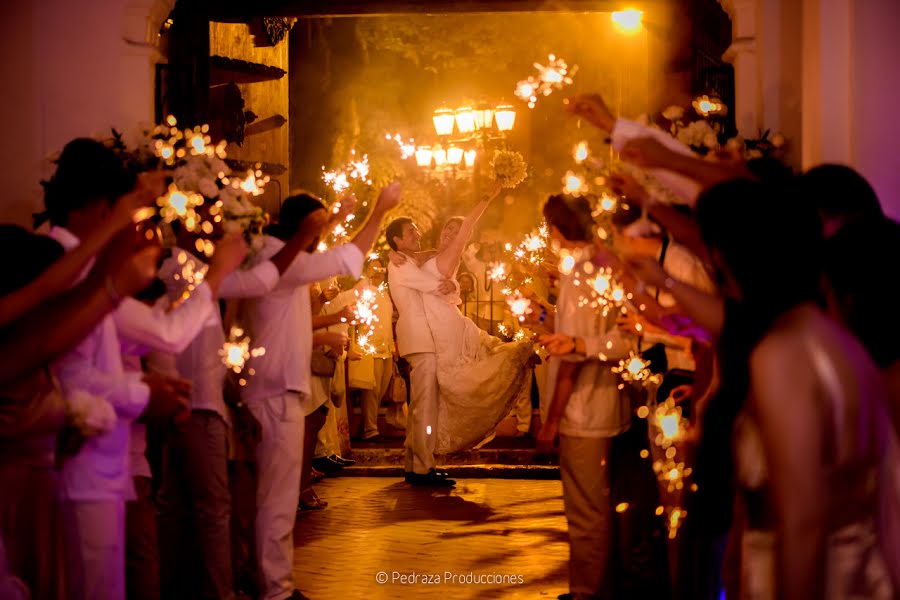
[0,136,402,600]
[518,93,900,600]
[1,86,899,600]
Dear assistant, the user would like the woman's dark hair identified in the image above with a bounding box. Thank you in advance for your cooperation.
[0,225,65,297]
[385,217,413,251]
[823,216,900,368]
[800,164,882,223]
[266,192,326,240]
[542,194,594,242]
[746,156,793,184]
[38,138,136,228]
[692,177,825,533]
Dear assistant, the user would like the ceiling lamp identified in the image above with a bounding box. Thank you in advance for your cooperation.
[447,145,464,166]
[494,105,517,132]
[433,108,455,136]
[455,107,476,135]
[415,146,433,168]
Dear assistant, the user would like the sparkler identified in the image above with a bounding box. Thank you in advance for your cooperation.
[157,183,205,231]
[574,141,590,164]
[321,149,372,195]
[612,351,662,385]
[220,325,266,384]
[506,291,533,322]
[515,54,578,109]
[487,262,508,282]
[563,171,588,196]
[385,133,416,160]
[351,286,381,356]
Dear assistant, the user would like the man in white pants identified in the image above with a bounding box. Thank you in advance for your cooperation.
[241,184,400,600]
[385,217,456,487]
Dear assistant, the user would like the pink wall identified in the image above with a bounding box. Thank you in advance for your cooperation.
[852,0,900,220]
[0,0,161,227]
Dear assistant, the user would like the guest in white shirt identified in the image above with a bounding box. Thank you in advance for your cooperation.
[240,183,401,600]
[154,216,320,600]
[40,138,184,600]
[114,233,248,600]
[537,194,638,600]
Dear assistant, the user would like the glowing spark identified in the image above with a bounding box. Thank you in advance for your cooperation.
[574,141,590,163]
[387,133,416,160]
[615,502,629,513]
[506,291,533,322]
[219,326,265,374]
[487,262,508,282]
[599,194,617,212]
[563,171,588,195]
[613,351,661,386]
[157,184,204,230]
[514,54,577,109]
[559,254,576,275]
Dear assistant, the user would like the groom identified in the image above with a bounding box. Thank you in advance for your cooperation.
[386,217,457,487]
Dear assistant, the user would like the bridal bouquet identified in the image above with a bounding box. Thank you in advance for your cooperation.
[490,149,528,189]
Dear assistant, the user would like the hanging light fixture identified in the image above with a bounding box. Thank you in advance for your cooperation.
[455,107,476,135]
[415,146,433,168]
[447,145,464,166]
[433,108,455,136]
[433,145,447,167]
[464,149,477,168]
[494,105,517,132]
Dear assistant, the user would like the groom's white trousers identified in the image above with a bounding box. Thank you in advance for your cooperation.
[404,352,439,474]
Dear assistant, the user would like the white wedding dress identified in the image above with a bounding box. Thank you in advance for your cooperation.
[421,258,533,454]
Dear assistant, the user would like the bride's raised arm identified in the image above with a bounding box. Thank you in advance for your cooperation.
[435,183,501,278]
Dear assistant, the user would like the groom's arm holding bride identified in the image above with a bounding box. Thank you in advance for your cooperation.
[387,258,456,296]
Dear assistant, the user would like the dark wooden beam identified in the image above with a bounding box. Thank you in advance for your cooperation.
[205,0,665,21]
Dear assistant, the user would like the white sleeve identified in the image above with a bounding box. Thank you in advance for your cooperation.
[217,260,280,299]
[114,283,214,355]
[278,244,365,289]
[54,331,149,421]
[611,118,703,205]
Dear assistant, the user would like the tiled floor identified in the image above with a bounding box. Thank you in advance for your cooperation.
[292,477,569,599]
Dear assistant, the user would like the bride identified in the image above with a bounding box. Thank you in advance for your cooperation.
[391,187,534,454]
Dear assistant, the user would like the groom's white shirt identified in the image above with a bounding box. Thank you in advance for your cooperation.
[388,256,441,357]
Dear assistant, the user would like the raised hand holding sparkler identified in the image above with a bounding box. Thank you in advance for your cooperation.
[564,93,616,132]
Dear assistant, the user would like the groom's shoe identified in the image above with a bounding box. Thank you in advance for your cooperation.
[405,470,450,482]
[408,469,456,487]
[329,454,356,467]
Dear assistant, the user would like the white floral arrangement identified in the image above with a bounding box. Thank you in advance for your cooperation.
[112,117,269,260]
[66,390,117,437]
[490,149,528,189]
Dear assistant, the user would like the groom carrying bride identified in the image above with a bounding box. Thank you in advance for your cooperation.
[385,217,457,487]
[386,186,534,488]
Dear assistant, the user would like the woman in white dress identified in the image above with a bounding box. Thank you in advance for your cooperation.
[392,187,533,453]
[696,179,894,600]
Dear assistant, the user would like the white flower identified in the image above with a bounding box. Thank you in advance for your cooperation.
[662,105,685,121]
[66,390,117,437]
[703,132,719,149]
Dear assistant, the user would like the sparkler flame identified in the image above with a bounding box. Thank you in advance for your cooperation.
[514,53,577,109]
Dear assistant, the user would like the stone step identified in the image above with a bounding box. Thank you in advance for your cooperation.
[337,464,560,480]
